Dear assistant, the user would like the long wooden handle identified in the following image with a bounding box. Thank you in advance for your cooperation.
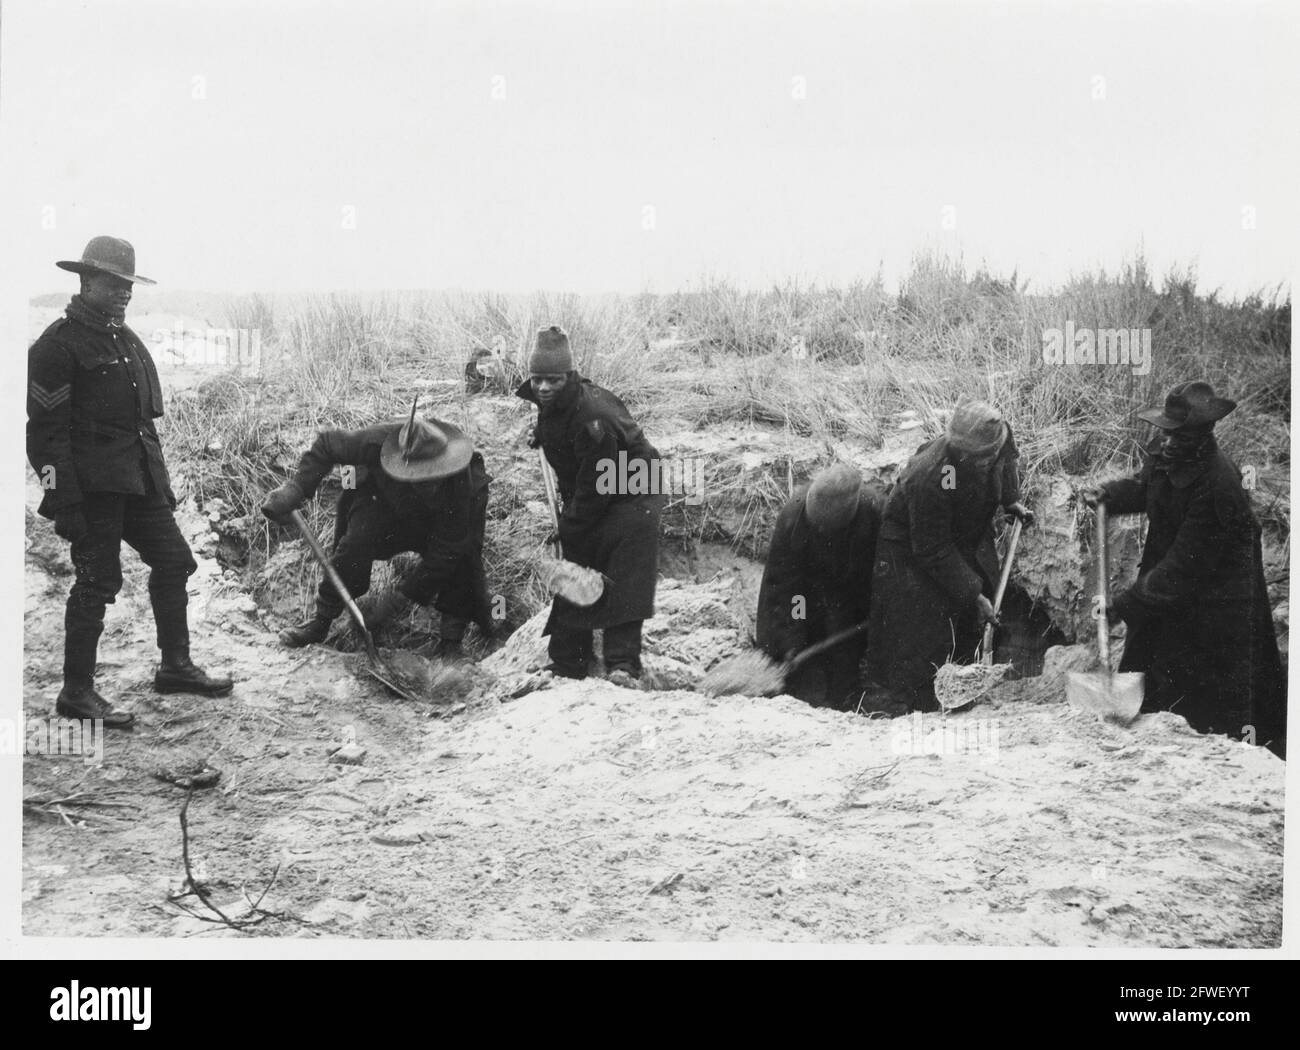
[981,516,1024,665]
[786,622,870,674]
[537,448,563,559]
[1095,502,1110,668]
[291,509,377,661]
[991,517,1023,614]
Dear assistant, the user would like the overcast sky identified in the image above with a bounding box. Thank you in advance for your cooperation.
[2,0,1297,298]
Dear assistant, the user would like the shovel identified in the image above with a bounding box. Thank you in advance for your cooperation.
[700,621,869,697]
[980,516,1023,666]
[537,448,608,607]
[289,509,427,703]
[1066,501,1144,724]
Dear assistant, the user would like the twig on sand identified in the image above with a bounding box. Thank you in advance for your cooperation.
[843,761,900,807]
[165,788,296,930]
[23,791,141,828]
[510,831,598,859]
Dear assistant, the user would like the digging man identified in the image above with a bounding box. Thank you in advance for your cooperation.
[27,236,233,729]
[756,463,885,709]
[518,325,664,687]
[262,403,495,657]
[866,400,1034,712]
[1083,381,1287,758]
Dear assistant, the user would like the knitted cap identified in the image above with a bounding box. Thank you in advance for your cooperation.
[805,463,862,531]
[947,400,1007,456]
[529,325,574,374]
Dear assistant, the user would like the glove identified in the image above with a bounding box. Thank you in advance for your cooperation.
[1007,501,1036,528]
[975,593,1000,627]
[1080,485,1106,508]
[262,481,305,525]
[53,506,89,543]
[1105,590,1131,627]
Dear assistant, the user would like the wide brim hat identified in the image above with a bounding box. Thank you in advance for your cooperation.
[56,235,156,285]
[379,399,474,481]
[1136,381,1236,431]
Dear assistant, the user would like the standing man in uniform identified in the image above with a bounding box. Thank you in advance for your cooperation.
[27,237,233,729]
[517,326,664,687]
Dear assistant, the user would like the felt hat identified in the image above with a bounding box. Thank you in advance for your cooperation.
[379,398,474,481]
[56,235,156,285]
[1136,381,1236,431]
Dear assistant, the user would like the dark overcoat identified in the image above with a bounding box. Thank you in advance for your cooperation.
[1103,438,1286,757]
[866,429,1021,709]
[756,481,885,706]
[517,376,662,630]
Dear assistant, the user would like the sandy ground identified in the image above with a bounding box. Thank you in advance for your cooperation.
[21,491,1285,945]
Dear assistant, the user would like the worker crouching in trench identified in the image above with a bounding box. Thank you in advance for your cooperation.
[755,464,885,710]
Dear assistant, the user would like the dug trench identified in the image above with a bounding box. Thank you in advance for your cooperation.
[20,392,1286,945]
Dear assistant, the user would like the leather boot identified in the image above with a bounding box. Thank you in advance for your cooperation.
[56,679,135,730]
[154,648,234,697]
[278,613,334,648]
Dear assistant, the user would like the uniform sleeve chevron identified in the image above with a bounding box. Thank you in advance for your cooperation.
[29,380,71,410]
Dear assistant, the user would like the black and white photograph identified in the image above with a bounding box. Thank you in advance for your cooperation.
[1,0,1294,966]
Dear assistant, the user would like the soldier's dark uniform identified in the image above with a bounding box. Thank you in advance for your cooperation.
[282,424,496,639]
[26,299,199,691]
[516,376,664,679]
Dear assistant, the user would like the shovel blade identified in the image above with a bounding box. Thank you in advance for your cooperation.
[1066,670,1145,726]
[699,651,785,697]
[547,561,608,607]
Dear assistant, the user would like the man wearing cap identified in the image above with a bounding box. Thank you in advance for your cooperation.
[1083,382,1286,758]
[261,403,494,656]
[756,463,886,709]
[517,326,663,686]
[26,237,233,730]
[866,400,1034,712]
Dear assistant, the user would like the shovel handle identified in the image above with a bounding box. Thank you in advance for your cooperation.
[1095,502,1111,668]
[786,621,870,675]
[538,448,564,559]
[290,509,378,662]
[981,516,1024,665]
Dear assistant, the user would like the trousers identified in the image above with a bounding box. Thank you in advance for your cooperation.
[65,490,198,682]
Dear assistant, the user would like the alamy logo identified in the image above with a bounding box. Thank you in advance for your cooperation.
[152,324,261,372]
[595,452,705,505]
[2,717,104,764]
[1041,321,1151,375]
[890,712,1000,761]
[49,981,151,1030]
